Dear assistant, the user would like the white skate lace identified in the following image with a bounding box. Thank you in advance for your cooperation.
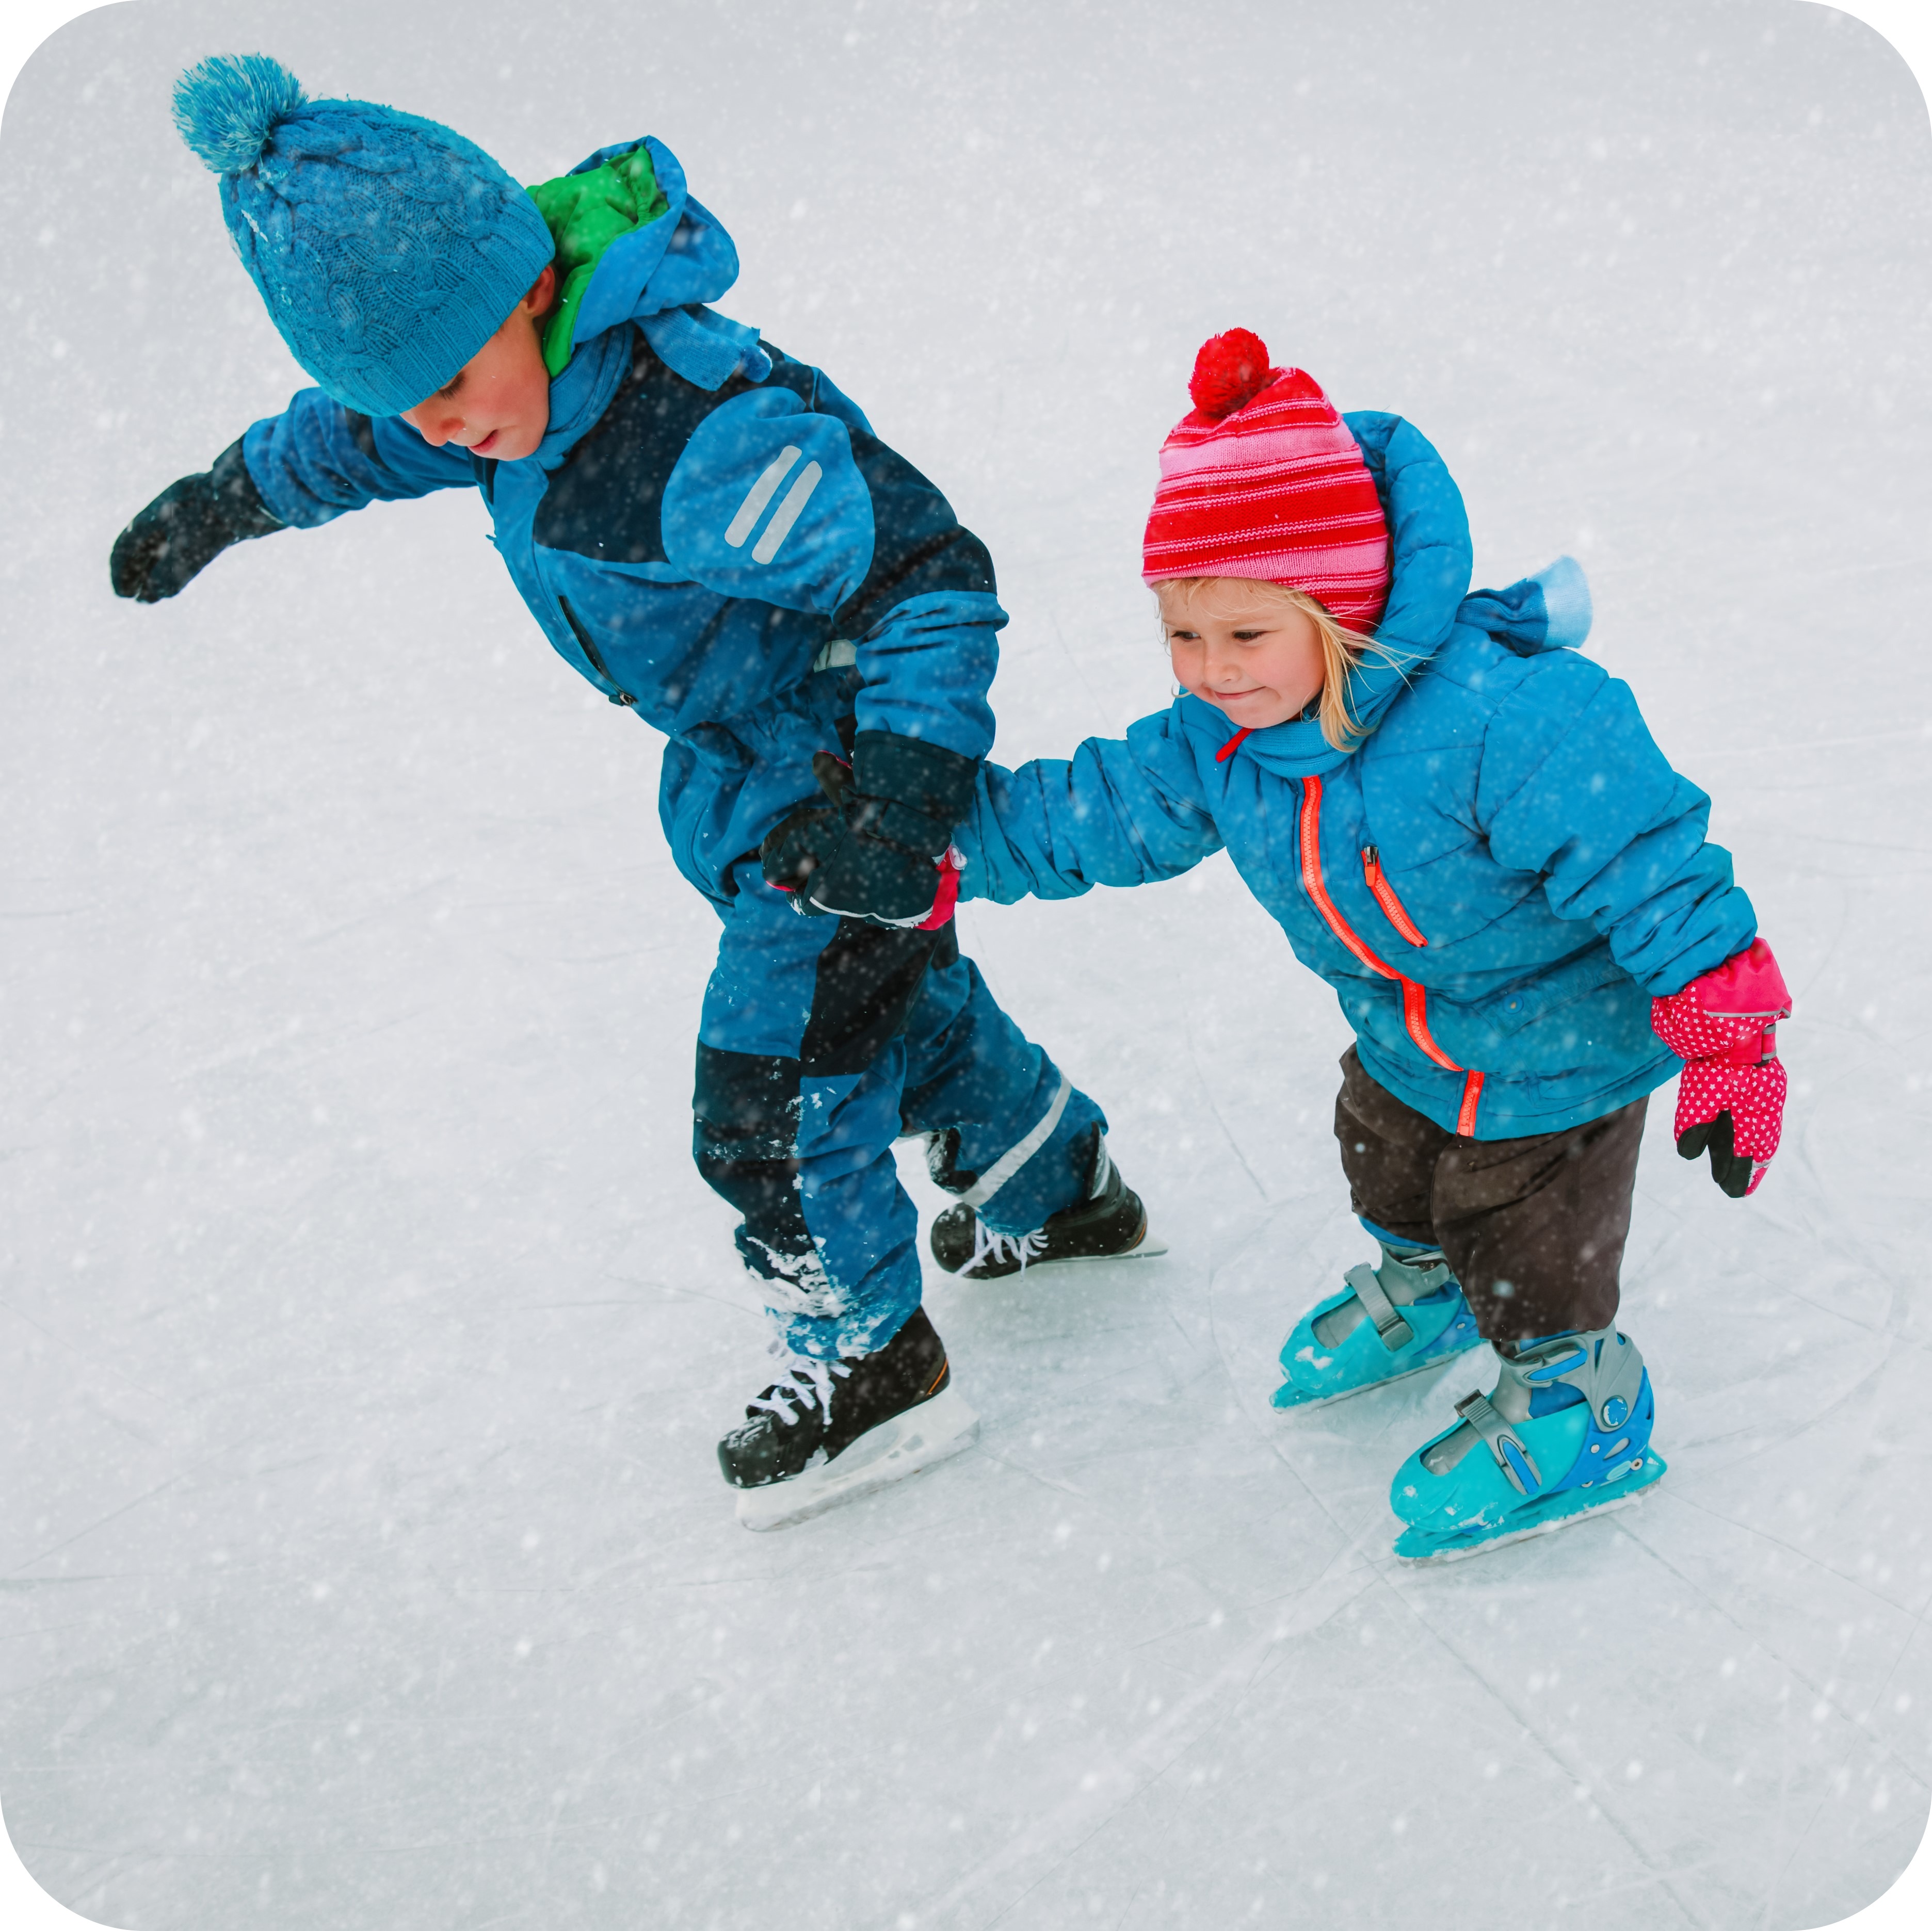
[747,1353,852,1426]
[964,1220,1049,1275]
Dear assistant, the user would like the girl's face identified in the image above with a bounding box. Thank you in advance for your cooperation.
[1158,579,1325,730]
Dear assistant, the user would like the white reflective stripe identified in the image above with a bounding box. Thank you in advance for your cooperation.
[752,461,823,563]
[959,1075,1072,1209]
[725,446,802,547]
[812,638,858,673]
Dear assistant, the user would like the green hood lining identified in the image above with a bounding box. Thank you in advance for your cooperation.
[526,144,670,377]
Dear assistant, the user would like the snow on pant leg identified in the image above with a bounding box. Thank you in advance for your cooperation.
[693,862,940,1361]
[1333,1046,1648,1346]
[898,938,1106,1236]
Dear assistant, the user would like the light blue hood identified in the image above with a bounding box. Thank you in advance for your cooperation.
[1197,414,1593,782]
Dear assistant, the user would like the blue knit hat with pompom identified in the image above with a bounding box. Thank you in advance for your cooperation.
[173,54,556,416]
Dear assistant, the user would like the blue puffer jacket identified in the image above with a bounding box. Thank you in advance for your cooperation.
[956,414,1758,1140]
[237,137,1002,908]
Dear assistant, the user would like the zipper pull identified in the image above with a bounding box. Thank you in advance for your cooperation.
[1362,846,1429,947]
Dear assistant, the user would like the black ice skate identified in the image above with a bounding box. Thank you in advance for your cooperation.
[717,1305,978,1530]
[929,1132,1166,1279]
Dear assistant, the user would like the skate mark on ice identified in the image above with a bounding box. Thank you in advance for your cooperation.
[1644,1484,1928,1628]
[970,1444,1087,1501]
[930,1568,1376,1925]
[0,1293,172,1406]
[4,1435,263,1579]
[1615,1496,1929,1822]
[1045,608,1107,721]
[1383,1537,1708,1931]
[1198,1211,1390,1569]
[1671,1339,1898,1481]
[1183,1007,1270,1203]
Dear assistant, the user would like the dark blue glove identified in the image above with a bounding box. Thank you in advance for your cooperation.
[762,733,976,927]
[110,441,284,603]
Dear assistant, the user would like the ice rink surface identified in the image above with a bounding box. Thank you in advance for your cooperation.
[3,1,1929,1925]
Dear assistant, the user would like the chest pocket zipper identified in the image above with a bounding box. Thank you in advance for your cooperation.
[1361,847,1429,947]
[1299,780,1486,1135]
[557,596,637,707]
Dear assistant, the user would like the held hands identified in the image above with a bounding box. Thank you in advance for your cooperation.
[1650,937,1792,1197]
[110,441,283,603]
[761,734,975,930]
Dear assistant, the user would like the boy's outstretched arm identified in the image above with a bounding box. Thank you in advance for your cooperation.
[110,439,285,603]
[955,706,1226,905]
[110,388,475,603]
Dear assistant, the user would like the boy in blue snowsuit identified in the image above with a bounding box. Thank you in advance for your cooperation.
[112,57,1158,1530]
[910,332,1794,1561]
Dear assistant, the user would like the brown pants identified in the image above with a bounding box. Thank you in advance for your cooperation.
[1333,1048,1647,1346]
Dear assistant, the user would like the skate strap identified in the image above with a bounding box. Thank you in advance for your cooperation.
[1454,1390,1542,1497]
[1344,1262,1415,1352]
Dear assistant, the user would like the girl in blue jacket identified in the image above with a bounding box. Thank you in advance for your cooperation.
[921,331,1794,1562]
[110,57,1163,1532]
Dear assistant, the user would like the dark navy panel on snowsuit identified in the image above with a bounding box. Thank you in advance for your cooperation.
[235,135,1103,1356]
[955,414,1757,1142]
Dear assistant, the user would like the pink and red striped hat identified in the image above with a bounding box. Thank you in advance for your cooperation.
[1141,330,1390,632]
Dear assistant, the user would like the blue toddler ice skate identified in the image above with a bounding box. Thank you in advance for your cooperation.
[1389,1325,1666,1563]
[1271,1242,1482,1409]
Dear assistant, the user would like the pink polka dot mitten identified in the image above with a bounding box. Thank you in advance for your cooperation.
[1650,938,1792,1198]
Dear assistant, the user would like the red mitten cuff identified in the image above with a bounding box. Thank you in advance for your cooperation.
[1651,938,1792,1197]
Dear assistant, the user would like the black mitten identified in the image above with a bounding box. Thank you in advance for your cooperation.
[761,733,976,927]
[110,441,284,603]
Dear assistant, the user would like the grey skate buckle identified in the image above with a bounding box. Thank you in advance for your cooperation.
[1454,1390,1541,1496]
[1343,1262,1414,1353]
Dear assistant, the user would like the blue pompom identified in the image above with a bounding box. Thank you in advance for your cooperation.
[172,54,307,174]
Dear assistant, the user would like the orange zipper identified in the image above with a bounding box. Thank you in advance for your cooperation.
[1361,847,1428,947]
[1299,778,1483,1136]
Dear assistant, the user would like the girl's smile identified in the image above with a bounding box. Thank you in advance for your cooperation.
[1157,578,1327,730]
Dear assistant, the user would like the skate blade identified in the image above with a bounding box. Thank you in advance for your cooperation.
[734,1386,979,1532]
[950,1227,1170,1280]
[1023,1227,1169,1272]
[1271,1342,1480,1411]
[1393,1451,1667,1565]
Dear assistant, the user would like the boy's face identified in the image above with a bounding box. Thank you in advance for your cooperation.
[399,264,556,461]
[1158,578,1326,731]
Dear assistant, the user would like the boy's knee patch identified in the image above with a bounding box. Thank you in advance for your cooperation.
[694,1045,801,1160]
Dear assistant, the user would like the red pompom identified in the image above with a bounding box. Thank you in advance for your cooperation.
[1188,328,1275,419]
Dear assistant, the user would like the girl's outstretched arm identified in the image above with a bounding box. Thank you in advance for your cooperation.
[956,703,1225,905]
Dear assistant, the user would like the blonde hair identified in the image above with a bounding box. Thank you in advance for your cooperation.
[1157,577,1397,751]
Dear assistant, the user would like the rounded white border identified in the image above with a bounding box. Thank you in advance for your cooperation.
[0,3,1925,1927]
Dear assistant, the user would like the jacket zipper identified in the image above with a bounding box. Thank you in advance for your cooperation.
[1361,846,1428,947]
[1298,777,1485,1134]
[557,595,637,707]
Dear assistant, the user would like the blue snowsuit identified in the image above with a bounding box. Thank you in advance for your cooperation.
[956,414,1758,1141]
[236,137,1104,1357]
